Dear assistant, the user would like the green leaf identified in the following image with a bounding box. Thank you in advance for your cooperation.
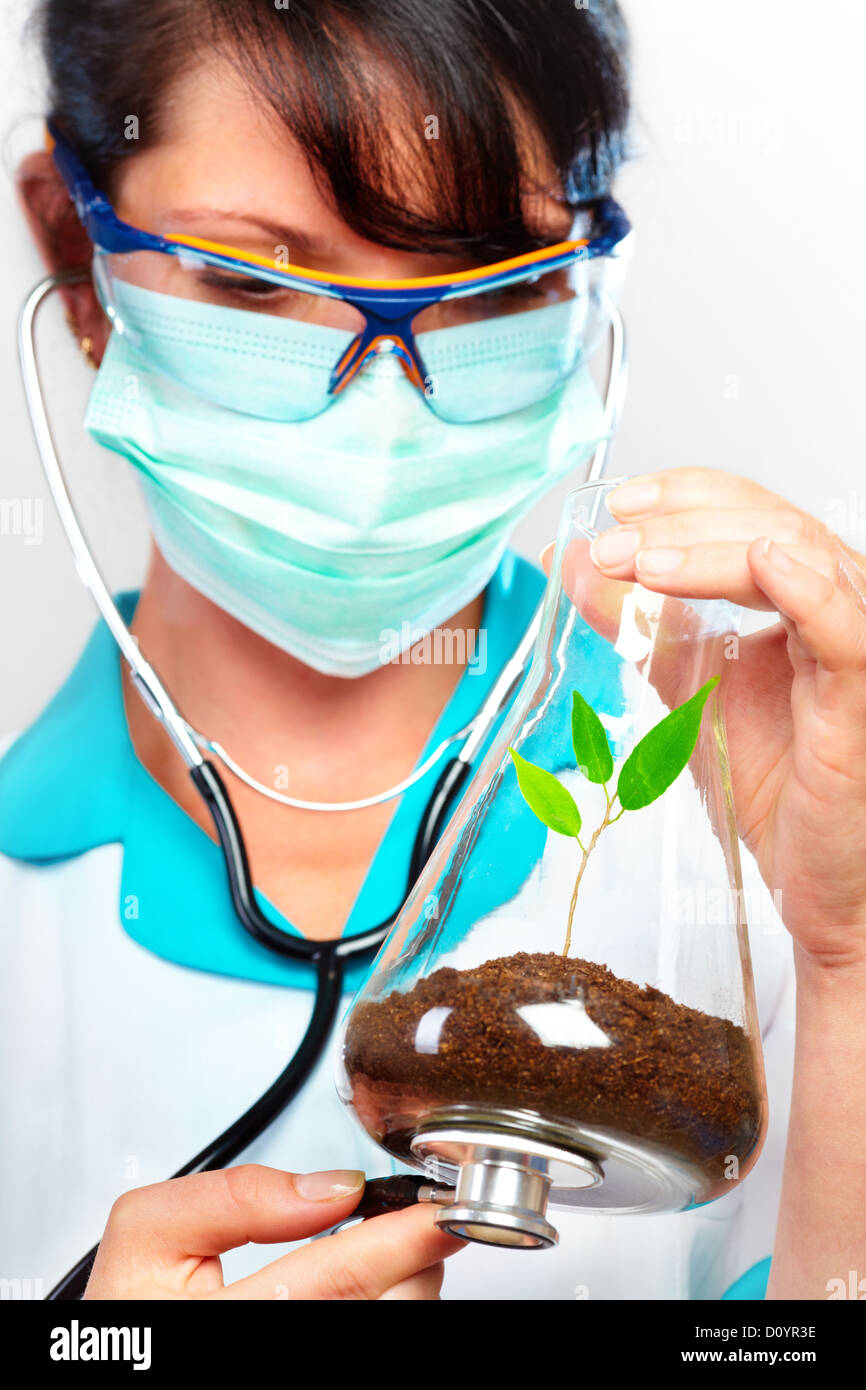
[616,675,720,811]
[509,748,582,838]
[571,689,614,784]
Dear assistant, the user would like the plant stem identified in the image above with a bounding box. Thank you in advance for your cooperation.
[563,789,620,957]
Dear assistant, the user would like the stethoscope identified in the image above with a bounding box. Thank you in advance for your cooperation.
[17,267,628,1299]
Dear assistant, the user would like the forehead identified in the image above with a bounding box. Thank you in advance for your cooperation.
[112,52,573,248]
[112,64,326,220]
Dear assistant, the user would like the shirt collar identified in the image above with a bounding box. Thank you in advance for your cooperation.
[0,555,545,990]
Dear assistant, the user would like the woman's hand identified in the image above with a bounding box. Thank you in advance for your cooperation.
[544,466,866,1300]
[85,1165,464,1300]
[569,467,866,968]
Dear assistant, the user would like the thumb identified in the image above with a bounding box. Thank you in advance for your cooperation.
[748,537,866,676]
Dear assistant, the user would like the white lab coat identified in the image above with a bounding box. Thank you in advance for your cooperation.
[0,784,796,1301]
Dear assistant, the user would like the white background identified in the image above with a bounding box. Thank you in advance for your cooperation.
[2,0,865,734]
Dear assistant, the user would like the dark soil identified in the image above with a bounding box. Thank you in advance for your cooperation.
[344,951,763,1182]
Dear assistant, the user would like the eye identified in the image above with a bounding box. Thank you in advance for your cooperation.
[498,279,546,299]
[483,274,567,308]
[197,271,285,299]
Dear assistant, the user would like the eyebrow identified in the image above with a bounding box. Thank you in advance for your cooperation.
[160,209,326,260]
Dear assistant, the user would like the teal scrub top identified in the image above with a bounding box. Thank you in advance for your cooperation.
[0,550,542,993]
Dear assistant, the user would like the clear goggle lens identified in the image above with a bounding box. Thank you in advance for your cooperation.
[413,253,627,423]
[93,241,628,424]
[93,249,364,421]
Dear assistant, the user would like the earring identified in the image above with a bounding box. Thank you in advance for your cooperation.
[79,336,98,369]
[65,311,98,369]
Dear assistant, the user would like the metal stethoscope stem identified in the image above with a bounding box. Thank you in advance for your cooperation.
[17,267,627,1299]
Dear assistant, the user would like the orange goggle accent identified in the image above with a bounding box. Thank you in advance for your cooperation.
[164,232,589,294]
[332,335,426,394]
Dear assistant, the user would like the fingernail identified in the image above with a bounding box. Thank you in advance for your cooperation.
[636,547,685,576]
[590,529,640,568]
[294,1170,365,1202]
[608,483,661,518]
[763,537,795,572]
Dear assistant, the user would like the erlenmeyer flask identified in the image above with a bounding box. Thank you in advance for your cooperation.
[337,479,768,1250]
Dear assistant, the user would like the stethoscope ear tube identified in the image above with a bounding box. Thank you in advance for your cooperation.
[18,269,204,770]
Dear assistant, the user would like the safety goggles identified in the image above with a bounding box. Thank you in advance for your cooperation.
[49,121,633,424]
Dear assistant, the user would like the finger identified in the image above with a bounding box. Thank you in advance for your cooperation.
[593,506,823,559]
[219,1203,465,1301]
[542,472,797,577]
[606,468,792,522]
[378,1263,446,1300]
[98,1166,366,1265]
[591,539,839,610]
[748,538,866,674]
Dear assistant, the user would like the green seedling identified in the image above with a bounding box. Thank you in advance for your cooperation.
[509,675,720,956]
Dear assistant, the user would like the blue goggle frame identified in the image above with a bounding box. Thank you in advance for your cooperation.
[48,120,633,402]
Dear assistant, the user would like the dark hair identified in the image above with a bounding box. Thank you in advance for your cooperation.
[35,0,630,258]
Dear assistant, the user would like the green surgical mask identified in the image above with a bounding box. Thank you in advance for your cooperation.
[85,281,608,677]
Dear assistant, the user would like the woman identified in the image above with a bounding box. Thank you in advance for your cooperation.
[2,0,864,1301]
